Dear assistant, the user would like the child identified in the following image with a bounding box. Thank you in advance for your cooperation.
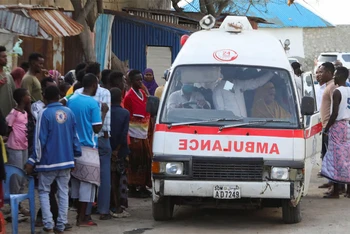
[6,88,31,216]
[109,88,130,218]
[59,82,71,99]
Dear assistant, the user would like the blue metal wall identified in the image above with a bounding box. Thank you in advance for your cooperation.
[111,15,191,72]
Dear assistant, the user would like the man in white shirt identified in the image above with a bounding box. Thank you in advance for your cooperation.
[167,84,210,110]
[314,67,325,111]
[31,77,56,121]
[212,68,274,117]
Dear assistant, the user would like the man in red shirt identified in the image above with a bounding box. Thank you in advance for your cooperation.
[123,70,152,198]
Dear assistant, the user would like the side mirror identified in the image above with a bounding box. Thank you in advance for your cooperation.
[146,96,160,117]
[163,69,170,81]
[301,96,315,115]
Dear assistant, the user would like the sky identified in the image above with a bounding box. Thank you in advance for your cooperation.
[298,0,350,25]
[178,0,350,25]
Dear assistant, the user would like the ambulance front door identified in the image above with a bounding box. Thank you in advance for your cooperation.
[301,72,322,195]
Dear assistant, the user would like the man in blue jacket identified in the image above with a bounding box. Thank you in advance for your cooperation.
[25,86,81,234]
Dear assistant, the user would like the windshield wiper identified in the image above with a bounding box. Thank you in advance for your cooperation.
[219,119,293,131]
[167,118,243,129]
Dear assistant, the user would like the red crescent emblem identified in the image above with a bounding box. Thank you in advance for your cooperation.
[213,49,238,62]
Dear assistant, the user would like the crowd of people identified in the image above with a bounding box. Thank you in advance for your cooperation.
[291,60,350,197]
[315,62,350,198]
[0,45,163,233]
[2,41,350,233]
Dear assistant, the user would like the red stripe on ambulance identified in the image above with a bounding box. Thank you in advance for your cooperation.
[155,123,322,139]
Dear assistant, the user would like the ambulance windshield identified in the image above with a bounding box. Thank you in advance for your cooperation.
[160,65,299,128]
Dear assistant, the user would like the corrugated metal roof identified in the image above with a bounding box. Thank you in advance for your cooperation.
[29,10,83,37]
[109,11,195,34]
[183,0,334,28]
[0,5,83,39]
[0,10,39,36]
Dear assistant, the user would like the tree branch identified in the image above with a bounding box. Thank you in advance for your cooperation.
[71,0,96,24]
[204,0,216,15]
[216,0,230,16]
[171,0,183,12]
[70,0,97,61]
[199,0,207,14]
[97,0,103,13]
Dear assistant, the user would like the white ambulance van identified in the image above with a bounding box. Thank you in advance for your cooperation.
[147,15,322,224]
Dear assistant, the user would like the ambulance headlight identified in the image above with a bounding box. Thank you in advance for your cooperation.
[152,161,185,176]
[271,167,289,180]
[165,162,183,175]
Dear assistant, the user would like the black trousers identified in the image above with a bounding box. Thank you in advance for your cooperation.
[321,132,328,160]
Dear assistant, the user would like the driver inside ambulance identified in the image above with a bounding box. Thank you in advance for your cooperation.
[167,84,211,109]
[212,67,274,117]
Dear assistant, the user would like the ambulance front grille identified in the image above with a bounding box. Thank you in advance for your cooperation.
[192,157,263,181]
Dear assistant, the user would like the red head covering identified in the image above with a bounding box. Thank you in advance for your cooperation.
[10,67,25,88]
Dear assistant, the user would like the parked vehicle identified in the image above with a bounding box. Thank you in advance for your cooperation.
[148,15,322,224]
[314,52,350,74]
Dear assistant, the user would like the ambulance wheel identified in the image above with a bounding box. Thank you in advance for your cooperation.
[282,200,302,224]
[152,197,174,221]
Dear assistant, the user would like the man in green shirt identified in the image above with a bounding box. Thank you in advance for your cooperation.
[21,53,44,102]
[0,46,16,116]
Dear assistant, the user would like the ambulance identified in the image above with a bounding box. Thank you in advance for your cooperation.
[147,15,322,224]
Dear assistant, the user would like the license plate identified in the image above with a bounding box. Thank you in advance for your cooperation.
[213,185,241,199]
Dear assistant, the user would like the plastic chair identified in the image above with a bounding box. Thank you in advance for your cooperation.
[3,164,35,234]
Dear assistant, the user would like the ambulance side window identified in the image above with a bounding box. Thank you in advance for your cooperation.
[302,73,317,112]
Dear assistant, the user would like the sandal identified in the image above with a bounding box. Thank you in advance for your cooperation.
[53,228,64,234]
[76,220,97,227]
[99,214,112,220]
[64,223,73,231]
[323,193,340,199]
[110,210,130,218]
[40,228,54,233]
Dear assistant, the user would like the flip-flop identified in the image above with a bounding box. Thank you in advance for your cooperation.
[323,194,340,199]
[65,223,73,231]
[99,214,112,220]
[77,220,98,227]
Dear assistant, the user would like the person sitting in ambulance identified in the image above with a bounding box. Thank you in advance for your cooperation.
[167,84,211,110]
[251,82,290,119]
[212,67,274,117]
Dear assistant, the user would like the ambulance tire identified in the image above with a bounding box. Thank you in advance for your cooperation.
[282,200,302,224]
[152,197,174,221]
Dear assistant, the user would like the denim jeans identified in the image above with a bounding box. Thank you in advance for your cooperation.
[38,169,71,232]
[86,137,111,215]
[7,148,28,194]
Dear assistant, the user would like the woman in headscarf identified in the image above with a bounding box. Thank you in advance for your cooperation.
[251,82,290,119]
[143,68,158,96]
[11,67,26,88]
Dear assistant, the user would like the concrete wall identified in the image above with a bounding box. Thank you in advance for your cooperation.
[260,28,304,59]
[303,25,350,71]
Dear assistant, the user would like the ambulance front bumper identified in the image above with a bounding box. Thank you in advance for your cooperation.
[153,180,291,199]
